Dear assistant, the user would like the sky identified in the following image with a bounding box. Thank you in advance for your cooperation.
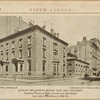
[22,15,100,46]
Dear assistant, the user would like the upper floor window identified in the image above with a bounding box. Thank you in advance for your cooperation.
[6,52,8,61]
[53,42,58,51]
[43,48,46,58]
[1,53,3,60]
[53,52,58,60]
[6,43,8,50]
[28,36,31,45]
[28,48,31,58]
[19,49,23,59]
[1,44,3,51]
[12,51,15,59]
[12,41,15,49]
[43,37,46,47]
[19,38,23,48]
[63,55,66,63]
[63,47,66,54]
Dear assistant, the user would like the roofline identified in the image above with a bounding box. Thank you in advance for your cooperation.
[0,25,68,46]
[67,58,89,65]
[67,52,78,58]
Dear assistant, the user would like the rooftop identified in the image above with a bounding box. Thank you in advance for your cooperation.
[67,58,89,65]
[0,25,68,46]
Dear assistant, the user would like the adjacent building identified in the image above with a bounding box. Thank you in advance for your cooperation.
[0,16,29,38]
[67,53,89,78]
[68,37,100,76]
[0,24,68,78]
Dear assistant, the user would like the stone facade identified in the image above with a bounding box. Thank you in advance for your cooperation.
[0,25,68,78]
[68,37,100,76]
[67,53,89,78]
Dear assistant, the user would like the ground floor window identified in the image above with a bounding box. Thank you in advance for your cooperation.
[20,64,23,72]
[28,61,31,75]
[42,61,46,75]
[6,65,8,72]
[53,63,59,76]
[15,63,18,72]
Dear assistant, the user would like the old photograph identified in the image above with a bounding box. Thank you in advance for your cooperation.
[0,15,100,86]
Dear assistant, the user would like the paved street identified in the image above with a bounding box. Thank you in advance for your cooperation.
[0,78,100,86]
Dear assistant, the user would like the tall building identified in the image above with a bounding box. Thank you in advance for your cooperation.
[0,24,68,78]
[0,16,29,38]
[68,36,100,76]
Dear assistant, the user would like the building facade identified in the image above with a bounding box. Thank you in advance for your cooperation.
[0,25,68,78]
[67,53,89,78]
[68,37,100,76]
[0,16,29,38]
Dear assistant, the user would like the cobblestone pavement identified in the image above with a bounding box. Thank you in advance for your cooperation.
[0,78,100,86]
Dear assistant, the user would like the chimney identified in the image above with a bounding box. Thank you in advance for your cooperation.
[53,33,56,37]
[57,33,59,38]
[42,25,46,30]
[42,21,46,29]
[51,29,55,34]
[29,20,34,27]
[83,36,87,42]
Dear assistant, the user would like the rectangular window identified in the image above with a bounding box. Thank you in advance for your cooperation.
[1,53,3,60]
[12,51,15,59]
[12,41,15,49]
[43,62,45,72]
[19,50,22,59]
[6,52,8,61]
[15,65,18,72]
[20,64,23,72]
[53,64,56,75]
[43,37,46,47]
[6,43,8,50]
[63,55,66,63]
[28,36,31,45]
[28,61,31,72]
[63,64,65,72]
[19,39,23,48]
[63,47,66,54]
[1,44,3,52]
[42,61,46,75]
[53,52,58,60]
[6,66,8,72]
[28,48,31,58]
[53,42,58,51]
[43,48,46,58]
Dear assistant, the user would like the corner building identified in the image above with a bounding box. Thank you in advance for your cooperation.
[0,25,68,78]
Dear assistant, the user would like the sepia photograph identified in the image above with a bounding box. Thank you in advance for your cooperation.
[0,1,100,99]
[0,15,100,86]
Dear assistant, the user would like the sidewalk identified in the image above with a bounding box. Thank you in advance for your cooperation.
[0,77,69,83]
